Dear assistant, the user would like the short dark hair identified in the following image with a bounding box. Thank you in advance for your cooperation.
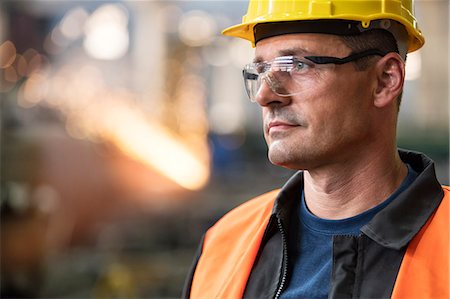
[341,29,399,70]
[340,29,403,110]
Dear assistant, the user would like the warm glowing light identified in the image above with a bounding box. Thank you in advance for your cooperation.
[14,54,28,77]
[107,111,209,190]
[60,6,89,40]
[20,63,210,190]
[0,40,16,69]
[18,72,49,107]
[4,66,18,83]
[28,54,45,75]
[22,49,42,76]
[84,4,129,60]
[178,10,216,47]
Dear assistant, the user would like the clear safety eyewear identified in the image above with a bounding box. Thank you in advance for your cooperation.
[242,49,386,102]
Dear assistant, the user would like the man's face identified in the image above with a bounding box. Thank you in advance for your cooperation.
[254,33,378,170]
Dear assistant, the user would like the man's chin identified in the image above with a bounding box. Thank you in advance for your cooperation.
[268,152,303,170]
[267,146,314,171]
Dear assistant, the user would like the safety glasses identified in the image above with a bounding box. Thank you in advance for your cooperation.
[242,49,386,102]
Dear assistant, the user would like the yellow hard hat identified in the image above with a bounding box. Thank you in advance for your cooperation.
[222,0,424,52]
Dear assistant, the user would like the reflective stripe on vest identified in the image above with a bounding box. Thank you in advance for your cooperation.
[190,188,449,298]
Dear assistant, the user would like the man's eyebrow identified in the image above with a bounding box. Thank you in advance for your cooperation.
[279,47,310,57]
[252,55,264,63]
[253,47,311,63]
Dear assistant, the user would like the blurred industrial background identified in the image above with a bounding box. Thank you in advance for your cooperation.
[0,1,448,298]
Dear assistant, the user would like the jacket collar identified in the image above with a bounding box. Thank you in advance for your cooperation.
[272,171,304,224]
[271,150,444,250]
[361,150,444,249]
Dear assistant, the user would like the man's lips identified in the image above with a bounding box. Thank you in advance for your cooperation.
[267,121,299,133]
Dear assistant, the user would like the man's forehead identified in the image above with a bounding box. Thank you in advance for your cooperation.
[253,33,350,62]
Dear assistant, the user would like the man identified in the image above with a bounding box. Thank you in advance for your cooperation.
[183,0,449,298]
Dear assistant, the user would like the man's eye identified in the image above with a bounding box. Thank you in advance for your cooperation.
[292,59,311,71]
[256,63,268,74]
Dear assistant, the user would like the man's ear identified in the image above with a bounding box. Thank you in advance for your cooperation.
[373,53,405,108]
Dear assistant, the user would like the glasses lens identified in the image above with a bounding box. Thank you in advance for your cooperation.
[243,66,261,102]
[263,71,291,95]
[242,56,310,102]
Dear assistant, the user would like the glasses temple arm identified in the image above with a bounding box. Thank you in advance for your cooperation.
[305,49,388,65]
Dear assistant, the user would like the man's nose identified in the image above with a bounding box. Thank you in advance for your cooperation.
[254,75,292,107]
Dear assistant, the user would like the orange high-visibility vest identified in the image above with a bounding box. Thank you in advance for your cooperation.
[391,186,449,298]
[190,187,449,299]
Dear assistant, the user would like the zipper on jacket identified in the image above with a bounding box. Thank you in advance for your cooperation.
[274,217,288,299]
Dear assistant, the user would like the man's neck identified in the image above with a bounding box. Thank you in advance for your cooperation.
[303,149,408,220]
